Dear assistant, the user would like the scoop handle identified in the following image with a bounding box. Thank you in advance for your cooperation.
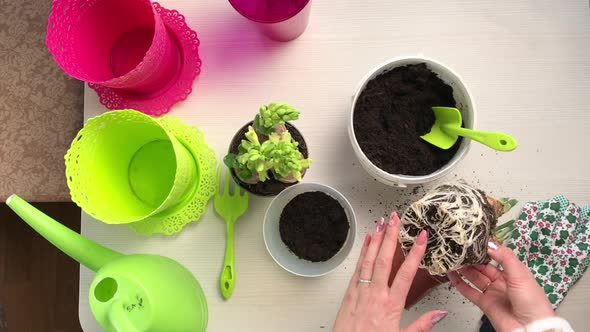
[444,126,518,151]
[220,223,236,299]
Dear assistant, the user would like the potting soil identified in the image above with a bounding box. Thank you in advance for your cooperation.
[279,191,349,262]
[353,63,461,176]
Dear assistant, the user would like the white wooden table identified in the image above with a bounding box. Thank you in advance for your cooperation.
[80,0,590,330]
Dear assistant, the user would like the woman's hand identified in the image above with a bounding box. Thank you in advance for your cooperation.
[333,212,448,332]
[448,242,555,332]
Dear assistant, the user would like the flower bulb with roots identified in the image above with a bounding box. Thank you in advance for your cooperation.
[400,182,504,276]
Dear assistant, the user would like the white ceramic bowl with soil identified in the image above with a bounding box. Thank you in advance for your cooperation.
[228,121,309,196]
[263,182,357,277]
[348,56,476,187]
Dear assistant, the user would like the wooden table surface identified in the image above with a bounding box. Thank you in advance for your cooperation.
[81,0,590,330]
[0,203,82,332]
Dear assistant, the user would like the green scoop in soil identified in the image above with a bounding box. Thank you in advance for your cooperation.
[421,106,518,151]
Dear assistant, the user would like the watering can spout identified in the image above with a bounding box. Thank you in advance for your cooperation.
[5,194,122,271]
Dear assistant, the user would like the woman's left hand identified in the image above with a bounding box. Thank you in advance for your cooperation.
[333,211,448,332]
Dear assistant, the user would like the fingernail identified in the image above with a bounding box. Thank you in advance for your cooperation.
[376,217,385,232]
[432,311,448,325]
[388,211,398,227]
[364,234,371,247]
[417,230,428,244]
[488,241,498,251]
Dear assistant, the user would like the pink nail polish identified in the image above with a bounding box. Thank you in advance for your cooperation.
[376,217,385,232]
[389,211,398,227]
[417,230,428,244]
[432,311,448,325]
[488,241,498,250]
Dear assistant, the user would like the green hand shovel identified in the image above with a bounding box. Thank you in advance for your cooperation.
[421,107,518,151]
[214,166,249,299]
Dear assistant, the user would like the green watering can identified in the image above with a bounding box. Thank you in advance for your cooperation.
[6,195,208,332]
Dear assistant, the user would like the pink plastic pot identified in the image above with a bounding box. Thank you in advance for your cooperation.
[46,0,202,115]
[47,0,176,92]
[228,0,311,42]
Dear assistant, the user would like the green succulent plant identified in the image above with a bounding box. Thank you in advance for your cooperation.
[225,102,310,184]
[253,102,300,136]
[224,126,272,182]
[262,132,311,181]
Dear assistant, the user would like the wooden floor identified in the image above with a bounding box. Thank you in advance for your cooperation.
[0,202,82,332]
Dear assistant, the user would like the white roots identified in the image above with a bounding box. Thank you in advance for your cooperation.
[399,182,496,276]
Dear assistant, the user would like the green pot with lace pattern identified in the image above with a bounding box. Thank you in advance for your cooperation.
[65,110,215,234]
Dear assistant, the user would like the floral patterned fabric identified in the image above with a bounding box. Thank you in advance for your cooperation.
[0,0,83,201]
[506,195,590,308]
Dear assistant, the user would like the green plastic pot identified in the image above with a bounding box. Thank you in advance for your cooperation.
[65,109,198,224]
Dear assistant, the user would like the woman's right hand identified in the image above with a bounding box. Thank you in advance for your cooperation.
[448,241,555,332]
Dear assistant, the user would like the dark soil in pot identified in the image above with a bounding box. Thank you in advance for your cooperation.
[228,121,309,196]
[279,191,349,262]
[353,63,462,176]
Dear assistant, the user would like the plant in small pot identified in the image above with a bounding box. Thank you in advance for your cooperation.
[390,181,518,308]
[224,102,311,196]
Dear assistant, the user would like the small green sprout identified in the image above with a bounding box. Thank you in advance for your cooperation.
[253,102,300,136]
[262,132,311,181]
[224,126,272,182]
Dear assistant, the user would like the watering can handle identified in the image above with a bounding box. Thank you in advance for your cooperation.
[109,299,139,332]
[220,223,236,299]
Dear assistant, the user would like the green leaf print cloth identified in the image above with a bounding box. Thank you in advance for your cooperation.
[506,195,590,308]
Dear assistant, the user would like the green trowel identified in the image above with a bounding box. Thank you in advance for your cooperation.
[421,107,518,151]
